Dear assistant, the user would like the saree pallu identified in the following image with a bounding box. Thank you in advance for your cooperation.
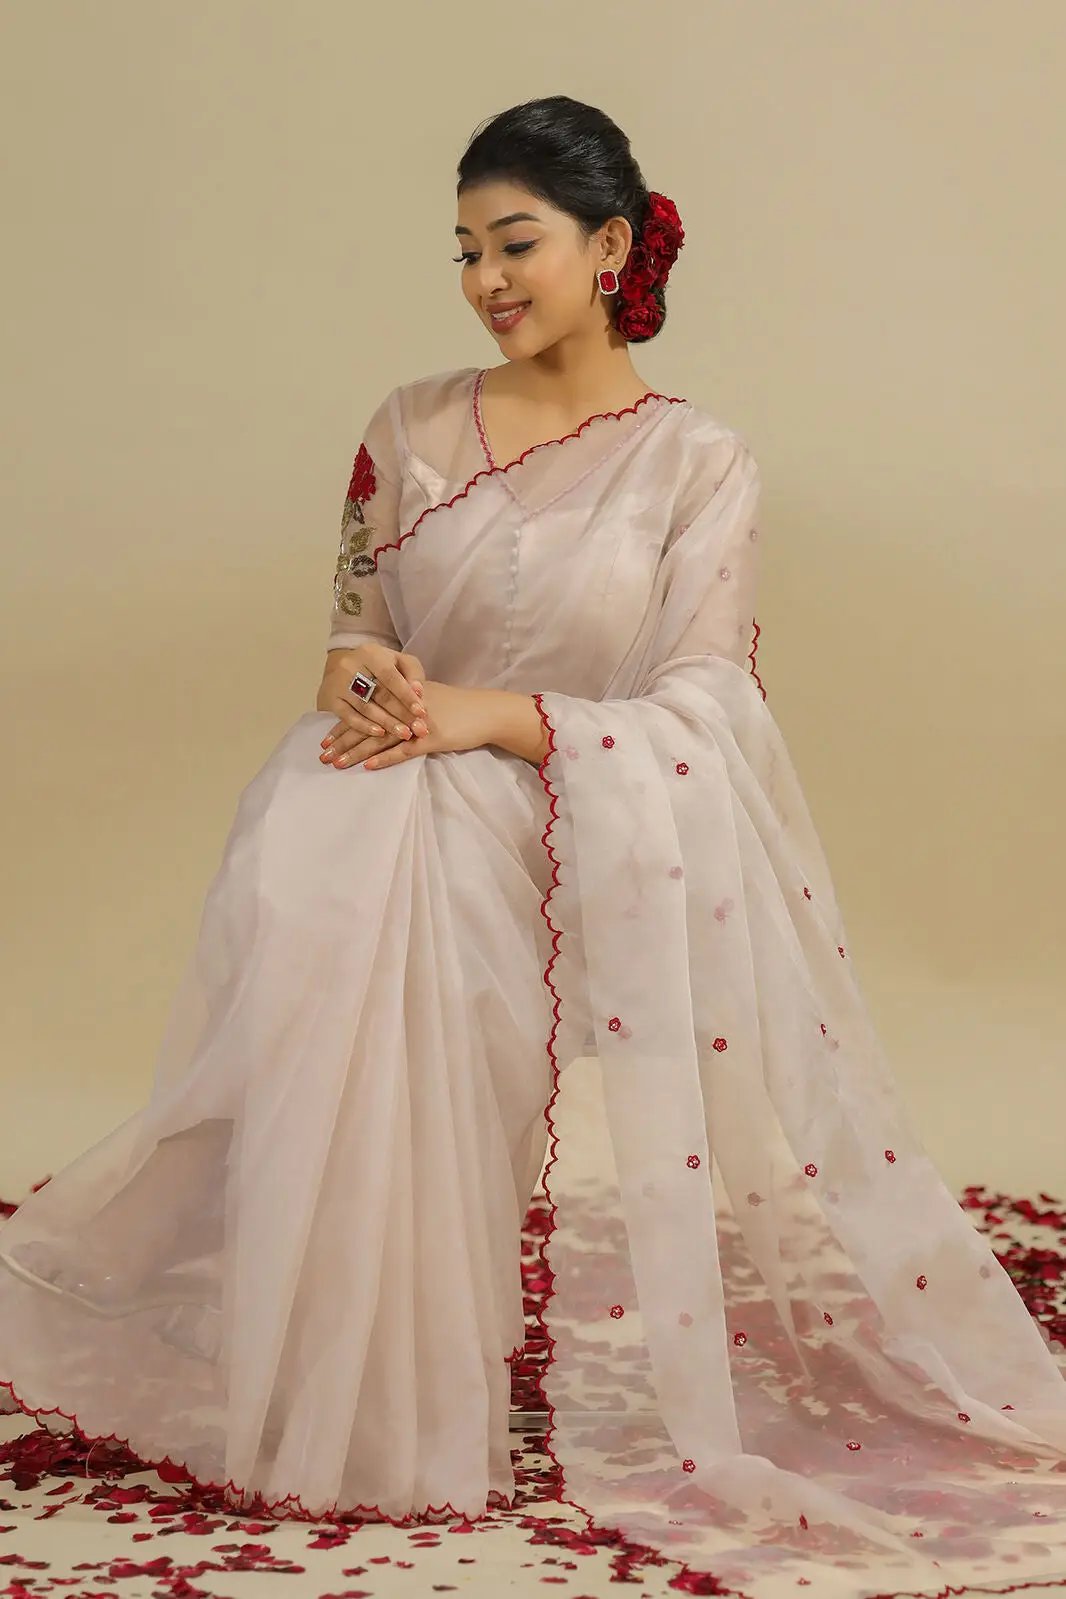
[3,365,1066,1596]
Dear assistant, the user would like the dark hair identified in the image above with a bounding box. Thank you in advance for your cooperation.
[456,95,668,343]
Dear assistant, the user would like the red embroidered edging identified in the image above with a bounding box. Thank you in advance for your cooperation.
[528,693,640,1553]
[472,367,495,470]
[526,701,1066,1593]
[371,386,688,564]
[473,370,684,476]
[0,1371,513,1527]
[528,695,574,1513]
[748,616,766,700]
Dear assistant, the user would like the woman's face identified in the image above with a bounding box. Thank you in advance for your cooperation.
[454,180,630,359]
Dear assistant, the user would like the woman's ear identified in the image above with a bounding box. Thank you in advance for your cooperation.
[601,214,634,270]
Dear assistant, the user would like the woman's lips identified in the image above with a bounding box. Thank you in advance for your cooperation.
[488,302,530,333]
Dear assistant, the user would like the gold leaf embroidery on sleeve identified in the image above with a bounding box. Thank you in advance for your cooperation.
[333,495,377,610]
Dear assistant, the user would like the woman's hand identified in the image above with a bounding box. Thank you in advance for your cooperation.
[357,681,497,770]
[316,644,429,767]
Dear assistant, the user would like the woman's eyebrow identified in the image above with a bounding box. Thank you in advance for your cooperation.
[454,212,542,238]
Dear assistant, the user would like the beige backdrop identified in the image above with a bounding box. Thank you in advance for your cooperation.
[2,1,1063,1202]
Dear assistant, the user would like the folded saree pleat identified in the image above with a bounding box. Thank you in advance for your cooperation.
[5,365,1066,1589]
[0,708,552,1518]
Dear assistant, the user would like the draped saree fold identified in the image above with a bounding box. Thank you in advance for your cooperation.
[3,364,1066,1595]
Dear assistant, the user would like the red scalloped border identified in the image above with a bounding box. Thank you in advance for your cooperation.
[0,1347,523,1526]
[528,693,590,1530]
[524,691,1066,1596]
[473,366,678,477]
[749,616,766,699]
[370,384,689,564]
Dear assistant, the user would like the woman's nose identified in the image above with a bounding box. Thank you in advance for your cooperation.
[475,263,510,297]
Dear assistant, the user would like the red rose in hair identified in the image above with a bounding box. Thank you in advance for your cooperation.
[619,242,659,301]
[347,442,376,505]
[616,299,664,341]
[643,192,685,265]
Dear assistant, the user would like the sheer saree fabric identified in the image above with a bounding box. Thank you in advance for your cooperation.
[2,364,1066,1591]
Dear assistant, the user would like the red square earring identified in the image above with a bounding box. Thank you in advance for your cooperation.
[597,267,619,294]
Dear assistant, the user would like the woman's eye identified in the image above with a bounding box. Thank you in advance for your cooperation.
[451,241,536,265]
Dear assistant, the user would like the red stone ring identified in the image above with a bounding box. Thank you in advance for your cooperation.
[349,670,379,703]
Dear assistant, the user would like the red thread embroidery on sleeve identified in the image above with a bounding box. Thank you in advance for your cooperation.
[347,442,376,504]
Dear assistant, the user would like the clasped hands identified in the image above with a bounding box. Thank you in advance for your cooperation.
[315,644,550,771]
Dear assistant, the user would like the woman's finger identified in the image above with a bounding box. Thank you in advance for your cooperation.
[362,739,418,771]
[330,691,412,741]
[325,728,410,768]
[381,658,425,718]
[326,738,387,768]
[322,696,428,752]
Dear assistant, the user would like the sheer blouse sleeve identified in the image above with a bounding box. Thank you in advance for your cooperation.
[325,387,405,654]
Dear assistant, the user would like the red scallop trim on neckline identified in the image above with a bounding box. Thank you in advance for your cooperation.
[472,366,681,474]
[371,374,688,564]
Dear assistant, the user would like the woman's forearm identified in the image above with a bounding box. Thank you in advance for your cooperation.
[481,689,551,767]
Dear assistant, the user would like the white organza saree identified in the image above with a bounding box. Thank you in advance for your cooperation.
[3,363,1066,1595]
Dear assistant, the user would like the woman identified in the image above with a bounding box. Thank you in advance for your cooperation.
[3,94,1066,1595]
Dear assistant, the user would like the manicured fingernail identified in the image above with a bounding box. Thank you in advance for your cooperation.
[414,721,427,736]
[321,735,334,747]
[364,759,378,770]
[319,752,332,763]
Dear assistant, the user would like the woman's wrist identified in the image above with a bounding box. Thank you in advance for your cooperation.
[481,689,551,766]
